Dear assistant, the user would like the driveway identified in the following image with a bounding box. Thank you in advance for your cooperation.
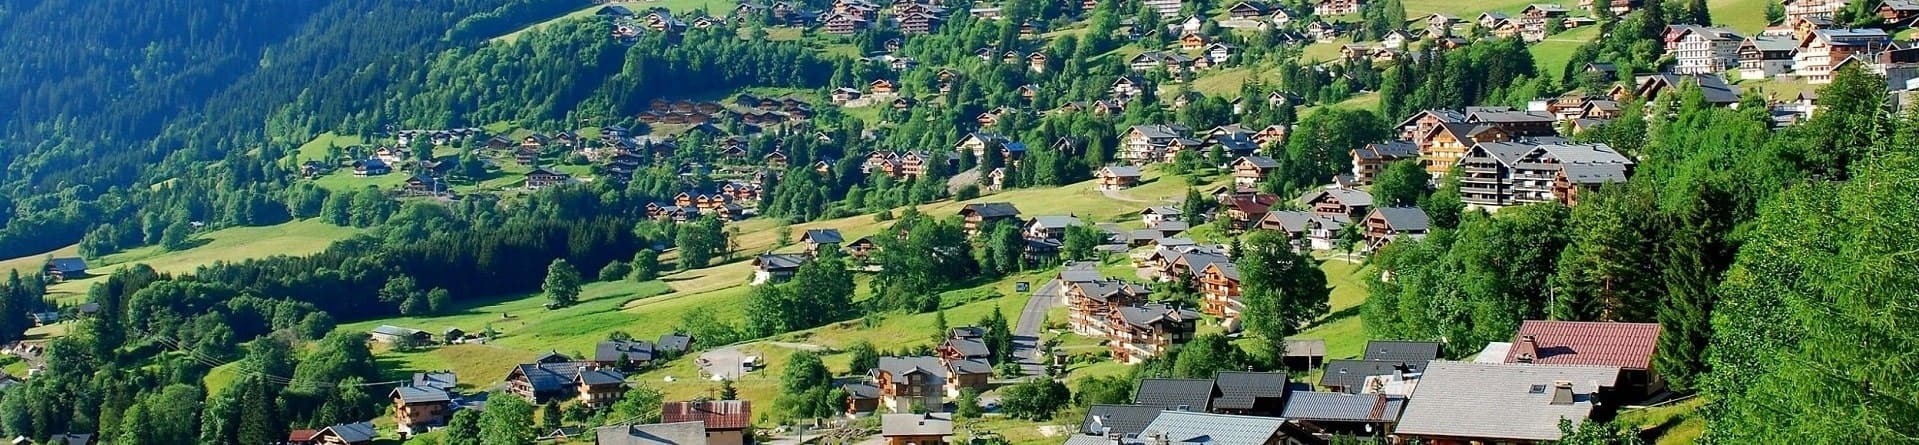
[697,347,750,380]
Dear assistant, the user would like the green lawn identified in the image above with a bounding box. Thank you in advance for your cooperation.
[294,132,368,163]
[1709,0,1773,33]
[1619,397,1708,445]
[37,219,362,304]
[0,244,80,277]
[1188,67,1259,98]
[1404,0,1545,18]
[1531,25,1604,79]
[338,280,674,358]
[1735,76,1820,100]
[1300,38,1352,64]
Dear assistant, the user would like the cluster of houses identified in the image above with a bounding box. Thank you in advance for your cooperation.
[1667,18,1913,88]
[1028,262,1200,364]
[1062,320,1667,444]
[1106,124,1286,168]
[842,327,997,415]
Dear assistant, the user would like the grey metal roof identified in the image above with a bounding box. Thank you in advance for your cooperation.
[1534,143,1632,165]
[414,372,457,392]
[391,385,452,404]
[876,356,948,379]
[1117,303,1199,329]
[803,229,844,244]
[1029,215,1085,230]
[1101,165,1144,177]
[754,253,810,271]
[1130,124,1189,139]
[843,382,882,400]
[1355,141,1418,160]
[1362,340,1443,362]
[1285,339,1327,357]
[1558,163,1630,184]
[1470,141,1540,166]
[370,325,423,337]
[1395,361,1622,442]
[1301,188,1373,207]
[1234,155,1280,169]
[45,257,87,273]
[1153,221,1191,233]
[1211,372,1289,411]
[1261,210,1314,232]
[882,413,954,437]
[1370,207,1431,232]
[1135,411,1289,445]
[1134,378,1218,410]
[943,337,991,359]
[1141,206,1182,216]
[320,422,377,443]
[596,421,711,445]
[1080,405,1166,435]
[1279,391,1405,423]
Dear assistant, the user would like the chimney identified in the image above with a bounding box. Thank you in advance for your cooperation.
[1549,380,1575,405]
[1515,335,1539,363]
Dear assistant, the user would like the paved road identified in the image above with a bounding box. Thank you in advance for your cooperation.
[697,347,750,380]
[1011,288,1060,377]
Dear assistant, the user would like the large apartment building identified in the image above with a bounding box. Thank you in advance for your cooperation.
[1671,27,1744,74]
[1794,28,1891,83]
[1457,142,1633,210]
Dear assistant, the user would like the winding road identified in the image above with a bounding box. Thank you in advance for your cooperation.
[1010,287,1059,377]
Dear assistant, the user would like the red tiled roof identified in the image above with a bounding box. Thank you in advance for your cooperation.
[288,430,320,442]
[663,400,753,430]
[1505,321,1661,370]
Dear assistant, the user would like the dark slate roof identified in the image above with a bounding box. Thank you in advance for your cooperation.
[1356,141,1419,160]
[1100,165,1144,177]
[1371,207,1431,232]
[843,382,882,400]
[1116,303,1199,329]
[1558,163,1630,185]
[1361,340,1443,362]
[320,422,377,443]
[1211,372,1289,411]
[596,340,656,363]
[513,362,593,392]
[942,337,991,358]
[1234,155,1280,169]
[371,325,424,337]
[579,367,627,385]
[1079,405,1165,436]
[1279,391,1406,423]
[803,228,845,244]
[962,202,1022,218]
[46,257,87,273]
[876,356,949,379]
[1318,359,1423,392]
[1133,378,1218,410]
[755,253,810,271]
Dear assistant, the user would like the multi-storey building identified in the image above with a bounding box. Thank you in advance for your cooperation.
[1672,27,1743,74]
[1794,28,1890,83]
[1457,142,1633,210]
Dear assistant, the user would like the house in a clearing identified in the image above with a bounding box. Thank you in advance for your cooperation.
[1394,361,1623,444]
[801,229,845,256]
[594,339,656,369]
[844,236,878,260]
[524,166,572,190]
[881,413,954,445]
[1026,215,1084,241]
[370,325,433,344]
[353,158,391,176]
[870,356,950,413]
[1229,155,1279,185]
[1196,262,1241,317]
[505,361,628,407]
[1066,279,1153,337]
[1140,206,1182,226]
[390,383,454,437]
[662,400,753,445]
[959,202,1022,236]
[1300,188,1374,220]
[751,253,810,285]
[1350,141,1419,184]
[1505,320,1664,398]
[1361,206,1430,250]
[43,257,88,281]
[1097,165,1144,190]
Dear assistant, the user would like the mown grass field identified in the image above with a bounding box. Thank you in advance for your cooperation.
[1531,25,1605,79]
[0,244,80,277]
[293,131,368,162]
[1619,397,1709,445]
[1404,0,1545,18]
[1709,0,1773,32]
[36,219,363,304]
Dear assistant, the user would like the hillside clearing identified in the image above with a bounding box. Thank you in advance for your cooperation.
[492,0,735,44]
[42,219,362,304]
[1710,0,1773,33]
[0,244,80,277]
[1531,26,1604,79]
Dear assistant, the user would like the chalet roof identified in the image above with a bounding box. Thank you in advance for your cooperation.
[961,202,1021,218]
[843,382,882,399]
[45,257,87,274]
[1467,109,1555,124]
[414,371,457,392]
[596,340,656,363]
[1300,188,1373,208]
[318,422,377,443]
[1395,109,1466,130]
[1395,361,1621,441]
[1100,165,1144,177]
[595,421,711,445]
[1080,404,1165,436]
[802,228,845,244]
[942,337,991,358]
[876,356,949,379]
[754,253,810,271]
[1141,206,1181,216]
[1134,378,1219,410]
[662,400,753,430]
[1362,340,1443,362]
[1233,155,1279,169]
[1059,262,1105,283]
[1029,215,1084,230]
[1279,392,1405,423]
[1211,372,1289,411]
[1152,220,1191,233]
[1318,359,1422,392]
[391,385,452,404]
[1532,143,1632,165]
[1559,163,1631,185]
[1073,279,1150,303]
[1369,207,1431,232]
[1505,321,1662,369]
[1117,303,1199,329]
[882,413,954,437]
[1129,124,1190,139]
[1134,411,1291,445]
[1261,210,1314,233]
[1471,141,1542,165]
[1640,73,1741,104]
[1354,141,1418,160]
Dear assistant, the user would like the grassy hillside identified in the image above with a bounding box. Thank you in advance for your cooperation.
[1531,25,1606,80]
[1710,0,1774,33]
[493,0,736,43]
[0,244,80,277]
[36,219,362,303]
[1405,0,1549,18]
